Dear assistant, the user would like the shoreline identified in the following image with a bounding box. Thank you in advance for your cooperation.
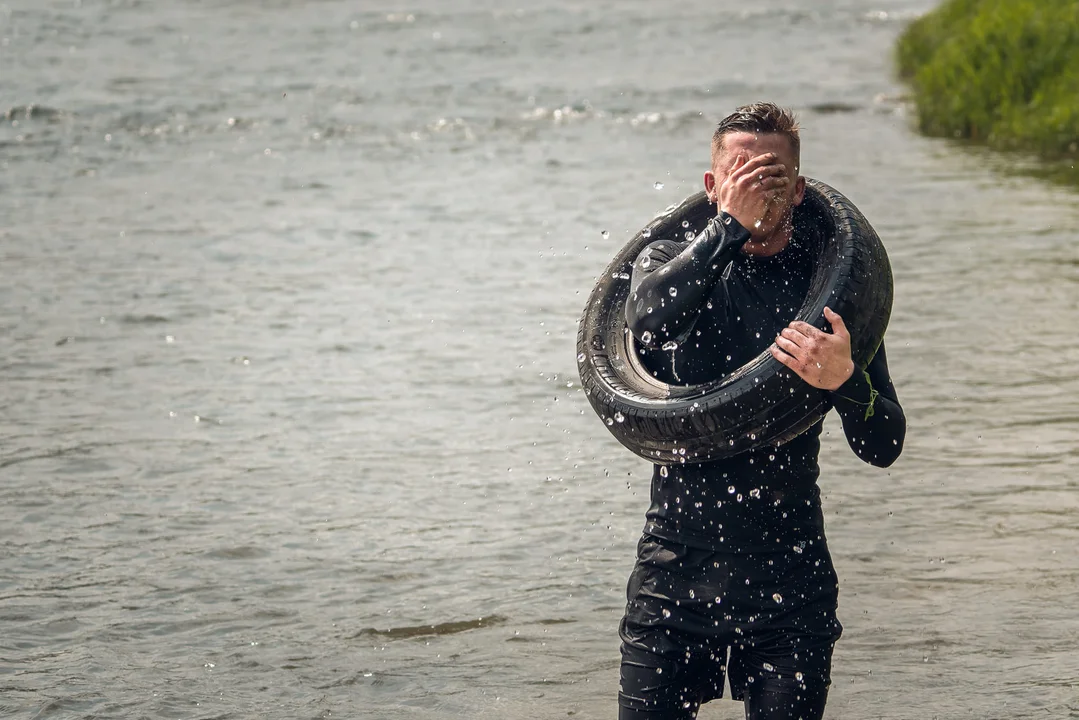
[896,0,1078,185]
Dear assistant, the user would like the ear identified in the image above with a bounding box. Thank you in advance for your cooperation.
[792,175,806,206]
[704,171,717,203]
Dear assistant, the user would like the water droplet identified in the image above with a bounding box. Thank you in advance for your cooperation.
[668,286,678,297]
[795,672,804,682]
[688,589,695,599]
[662,341,678,351]
[641,331,653,344]
[642,228,652,238]
[606,417,614,426]
[754,219,762,228]
[601,230,610,239]
[660,466,668,477]
[681,220,690,228]
[577,352,586,363]
[614,412,625,423]
[773,593,783,604]
[749,488,760,499]
[654,181,664,190]
[656,667,663,674]
[662,608,672,619]
[727,485,735,494]
[793,545,803,554]
[763,662,775,672]
[684,230,695,240]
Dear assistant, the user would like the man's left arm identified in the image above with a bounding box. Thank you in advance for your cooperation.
[772,306,906,468]
[827,341,905,467]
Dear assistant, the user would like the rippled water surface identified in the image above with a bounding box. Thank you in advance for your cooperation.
[3,1,1078,718]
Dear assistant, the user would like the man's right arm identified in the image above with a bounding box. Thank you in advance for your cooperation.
[624,212,751,347]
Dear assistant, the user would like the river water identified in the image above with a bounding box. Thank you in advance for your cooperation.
[2,1,1078,718]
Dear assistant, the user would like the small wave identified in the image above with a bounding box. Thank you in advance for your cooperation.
[861,9,925,24]
[3,105,66,123]
[119,314,170,325]
[204,545,271,560]
[352,614,507,640]
[806,102,861,115]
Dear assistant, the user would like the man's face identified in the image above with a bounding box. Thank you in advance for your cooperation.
[710,131,805,241]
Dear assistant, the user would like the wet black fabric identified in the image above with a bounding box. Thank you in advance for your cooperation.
[624,209,906,554]
[617,209,906,719]
[618,534,840,720]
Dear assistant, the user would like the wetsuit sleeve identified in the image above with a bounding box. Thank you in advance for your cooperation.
[828,341,906,468]
[625,212,752,348]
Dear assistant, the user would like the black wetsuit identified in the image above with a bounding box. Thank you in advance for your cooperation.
[617,208,905,720]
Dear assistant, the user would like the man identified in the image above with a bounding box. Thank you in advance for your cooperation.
[617,103,906,720]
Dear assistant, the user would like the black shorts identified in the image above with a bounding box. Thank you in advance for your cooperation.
[618,533,843,719]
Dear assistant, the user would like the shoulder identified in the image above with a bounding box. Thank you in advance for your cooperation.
[633,238,685,265]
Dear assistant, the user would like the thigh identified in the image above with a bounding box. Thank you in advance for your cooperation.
[618,628,727,720]
[618,536,730,718]
[725,543,843,714]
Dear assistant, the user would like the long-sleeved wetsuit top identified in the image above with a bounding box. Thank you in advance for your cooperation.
[624,208,906,553]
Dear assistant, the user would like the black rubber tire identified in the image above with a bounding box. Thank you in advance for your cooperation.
[576,178,892,464]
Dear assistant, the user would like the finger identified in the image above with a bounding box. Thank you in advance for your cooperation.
[729,151,747,175]
[732,153,781,179]
[774,334,807,359]
[770,346,808,378]
[779,327,812,351]
[738,164,788,186]
[823,306,849,338]
[790,321,827,340]
[759,176,790,190]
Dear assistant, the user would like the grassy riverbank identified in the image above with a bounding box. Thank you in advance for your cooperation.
[896,0,1079,180]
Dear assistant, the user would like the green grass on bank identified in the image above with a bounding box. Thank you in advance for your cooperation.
[897,0,1079,171]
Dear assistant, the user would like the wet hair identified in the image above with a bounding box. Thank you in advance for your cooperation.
[711,102,800,163]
